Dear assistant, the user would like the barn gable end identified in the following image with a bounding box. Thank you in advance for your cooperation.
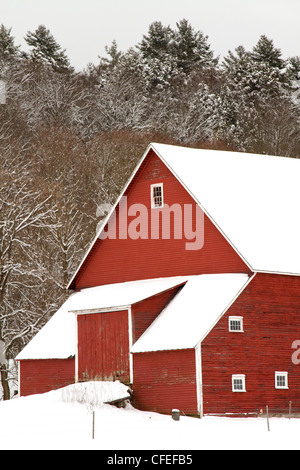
[71,148,250,290]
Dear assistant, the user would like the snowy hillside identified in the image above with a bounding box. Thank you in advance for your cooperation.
[0,381,299,451]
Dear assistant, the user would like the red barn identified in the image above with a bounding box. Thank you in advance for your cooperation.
[16,143,300,416]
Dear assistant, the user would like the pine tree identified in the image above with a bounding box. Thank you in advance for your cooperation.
[0,24,20,62]
[137,19,217,87]
[221,39,300,155]
[223,43,284,101]
[223,45,250,77]
[288,56,300,80]
[172,19,217,73]
[138,21,173,60]
[252,35,285,70]
[104,40,123,67]
[24,25,71,72]
[137,21,177,89]
[287,55,300,92]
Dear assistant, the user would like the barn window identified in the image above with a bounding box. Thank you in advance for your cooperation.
[229,316,243,332]
[151,183,164,208]
[275,372,288,389]
[232,374,246,392]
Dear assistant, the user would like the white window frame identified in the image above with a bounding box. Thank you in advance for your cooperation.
[229,316,244,332]
[232,374,246,392]
[275,371,288,390]
[151,183,164,209]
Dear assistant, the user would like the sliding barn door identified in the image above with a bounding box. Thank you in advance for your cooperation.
[77,310,130,383]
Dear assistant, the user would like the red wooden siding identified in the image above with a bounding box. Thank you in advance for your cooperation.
[132,285,183,343]
[133,349,198,416]
[77,310,130,383]
[201,273,300,415]
[73,151,250,289]
[19,358,75,397]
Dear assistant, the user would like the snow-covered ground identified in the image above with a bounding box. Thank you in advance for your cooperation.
[0,381,299,451]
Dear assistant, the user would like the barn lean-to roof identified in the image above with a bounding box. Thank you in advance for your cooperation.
[16,276,187,361]
[16,273,250,360]
[131,273,250,353]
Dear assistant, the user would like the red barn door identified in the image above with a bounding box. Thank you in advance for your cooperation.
[77,310,130,383]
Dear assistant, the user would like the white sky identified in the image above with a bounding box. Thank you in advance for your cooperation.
[1,0,299,70]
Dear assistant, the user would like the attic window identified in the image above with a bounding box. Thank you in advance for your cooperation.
[229,316,244,332]
[151,183,164,208]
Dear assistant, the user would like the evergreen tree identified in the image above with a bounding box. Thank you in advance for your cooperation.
[172,19,217,73]
[286,56,300,109]
[138,21,173,60]
[252,35,285,70]
[0,25,20,62]
[137,19,217,87]
[24,25,71,72]
[223,43,285,102]
[222,45,250,76]
[104,40,123,67]
[287,55,300,94]
[221,38,300,155]
[137,21,177,89]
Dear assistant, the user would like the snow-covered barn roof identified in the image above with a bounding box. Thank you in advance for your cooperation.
[67,276,186,314]
[17,274,249,360]
[16,276,187,360]
[151,143,300,275]
[131,273,250,353]
[16,294,77,361]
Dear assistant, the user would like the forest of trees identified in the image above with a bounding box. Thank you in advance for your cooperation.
[0,20,300,398]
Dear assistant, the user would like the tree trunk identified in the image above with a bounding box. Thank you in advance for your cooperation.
[1,365,10,400]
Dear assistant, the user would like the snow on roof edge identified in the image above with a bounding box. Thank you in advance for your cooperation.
[131,273,250,353]
[16,275,189,361]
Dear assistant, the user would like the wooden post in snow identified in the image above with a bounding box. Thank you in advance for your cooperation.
[266,406,270,431]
